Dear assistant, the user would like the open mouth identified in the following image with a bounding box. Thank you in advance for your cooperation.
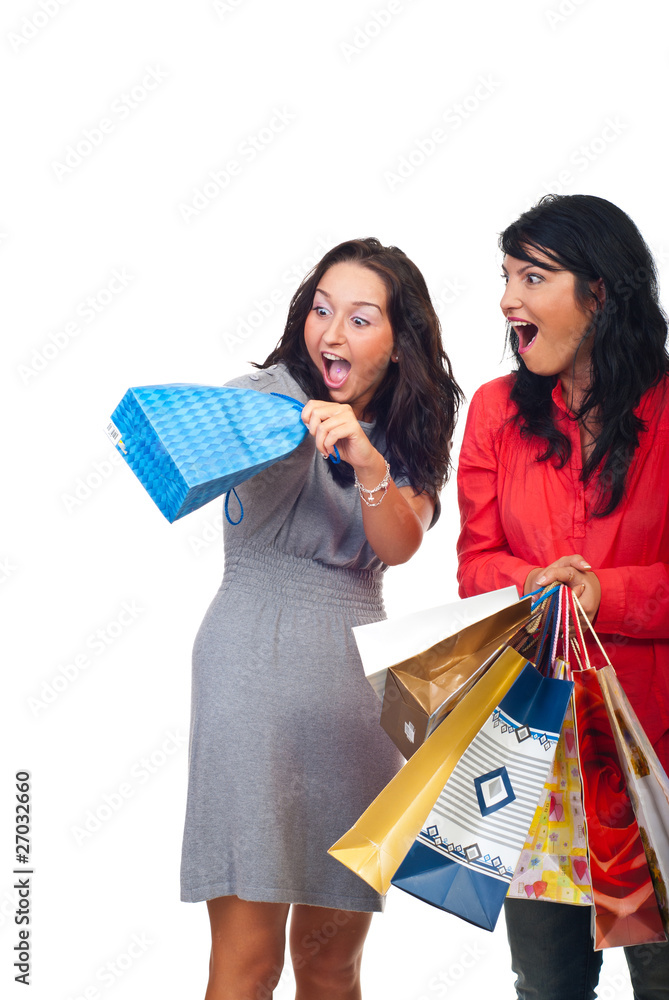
[511,320,538,355]
[322,352,351,389]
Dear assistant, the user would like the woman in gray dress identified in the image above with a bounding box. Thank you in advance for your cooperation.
[181,238,461,999]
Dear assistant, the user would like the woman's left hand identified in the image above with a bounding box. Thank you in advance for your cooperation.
[301,400,378,468]
[525,554,602,619]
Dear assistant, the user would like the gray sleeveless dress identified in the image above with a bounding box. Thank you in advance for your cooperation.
[180,364,413,911]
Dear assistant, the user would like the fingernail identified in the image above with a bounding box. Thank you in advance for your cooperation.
[536,575,546,585]
[582,562,592,569]
[321,453,328,459]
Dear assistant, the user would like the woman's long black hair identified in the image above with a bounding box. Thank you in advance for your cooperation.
[501,194,669,516]
[256,238,462,498]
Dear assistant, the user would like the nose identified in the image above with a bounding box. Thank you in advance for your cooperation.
[500,278,521,314]
[322,313,346,345]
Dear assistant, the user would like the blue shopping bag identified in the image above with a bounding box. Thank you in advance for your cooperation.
[392,663,573,930]
[107,384,309,522]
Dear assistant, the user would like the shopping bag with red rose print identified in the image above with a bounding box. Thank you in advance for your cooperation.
[577,603,669,939]
[570,592,667,949]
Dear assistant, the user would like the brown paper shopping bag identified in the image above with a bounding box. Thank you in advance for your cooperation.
[380,597,532,758]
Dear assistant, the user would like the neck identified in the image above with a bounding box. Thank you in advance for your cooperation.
[559,371,591,413]
[558,343,594,414]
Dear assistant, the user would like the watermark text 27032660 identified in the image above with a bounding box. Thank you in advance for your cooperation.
[14,771,32,986]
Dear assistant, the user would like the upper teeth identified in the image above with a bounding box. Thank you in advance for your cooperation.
[511,321,531,326]
[323,352,344,360]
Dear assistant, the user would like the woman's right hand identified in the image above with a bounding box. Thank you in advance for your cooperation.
[524,554,601,620]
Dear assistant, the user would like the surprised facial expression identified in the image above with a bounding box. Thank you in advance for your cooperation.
[500,251,598,383]
[304,261,396,420]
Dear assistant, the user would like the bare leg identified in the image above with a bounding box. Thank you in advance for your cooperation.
[289,904,373,1000]
[205,895,290,1000]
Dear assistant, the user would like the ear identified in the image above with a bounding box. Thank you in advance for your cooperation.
[590,278,606,310]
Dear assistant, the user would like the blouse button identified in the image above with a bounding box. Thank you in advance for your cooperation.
[249,374,260,381]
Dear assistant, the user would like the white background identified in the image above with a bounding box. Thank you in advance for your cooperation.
[3,0,667,997]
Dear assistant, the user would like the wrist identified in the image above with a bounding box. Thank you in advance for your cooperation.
[352,450,387,487]
[523,567,542,595]
[354,453,392,509]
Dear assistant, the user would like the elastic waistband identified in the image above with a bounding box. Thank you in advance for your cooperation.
[222,540,384,613]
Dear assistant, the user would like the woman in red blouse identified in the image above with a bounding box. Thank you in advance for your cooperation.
[457,194,669,1000]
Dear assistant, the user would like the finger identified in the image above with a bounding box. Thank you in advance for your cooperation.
[313,417,345,457]
[302,400,335,425]
[564,553,592,571]
[535,567,586,588]
[319,420,357,458]
[553,554,592,571]
[301,400,313,423]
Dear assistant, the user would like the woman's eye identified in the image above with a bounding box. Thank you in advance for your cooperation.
[314,306,329,317]
[351,316,369,327]
[500,273,509,284]
[525,274,543,285]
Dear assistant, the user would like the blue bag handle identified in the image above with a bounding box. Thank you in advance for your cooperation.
[224,487,244,525]
[269,392,341,464]
[223,390,340,525]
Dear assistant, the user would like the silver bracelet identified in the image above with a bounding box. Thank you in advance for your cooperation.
[354,460,391,507]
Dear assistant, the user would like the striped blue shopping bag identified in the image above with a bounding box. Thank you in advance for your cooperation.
[392,662,573,930]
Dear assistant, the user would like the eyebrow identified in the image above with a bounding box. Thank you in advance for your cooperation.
[501,262,548,276]
[315,287,383,313]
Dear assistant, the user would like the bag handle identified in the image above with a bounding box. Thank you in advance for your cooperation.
[224,487,244,525]
[550,584,562,668]
[270,392,341,464]
[568,588,591,670]
[570,590,613,669]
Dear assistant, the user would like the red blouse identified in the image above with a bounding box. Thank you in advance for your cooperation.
[457,373,669,769]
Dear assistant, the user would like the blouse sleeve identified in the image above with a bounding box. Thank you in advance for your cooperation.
[456,387,537,598]
[595,564,669,639]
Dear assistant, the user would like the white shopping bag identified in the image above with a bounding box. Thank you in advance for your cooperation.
[354,587,520,699]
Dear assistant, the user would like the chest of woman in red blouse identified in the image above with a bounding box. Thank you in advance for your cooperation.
[494,375,669,571]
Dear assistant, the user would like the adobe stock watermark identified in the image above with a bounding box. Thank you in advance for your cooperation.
[649,243,669,267]
[186,508,226,556]
[64,932,154,999]
[415,942,487,998]
[70,729,187,846]
[27,600,145,717]
[433,276,467,314]
[222,235,332,353]
[533,117,628,201]
[385,75,502,191]
[339,0,421,63]
[178,106,296,223]
[0,885,18,932]
[61,448,125,514]
[7,0,73,53]
[0,556,17,585]
[545,0,590,30]
[212,0,249,16]
[17,267,134,385]
[51,66,168,180]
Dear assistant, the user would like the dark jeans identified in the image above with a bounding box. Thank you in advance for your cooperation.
[504,899,669,1000]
